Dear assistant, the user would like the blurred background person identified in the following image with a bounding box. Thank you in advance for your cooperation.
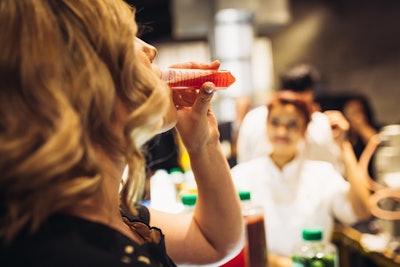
[318,93,383,267]
[232,91,371,267]
[316,93,382,179]
[237,63,344,174]
[342,94,381,177]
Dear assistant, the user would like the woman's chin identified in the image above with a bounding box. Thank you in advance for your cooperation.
[158,116,178,134]
[272,143,296,153]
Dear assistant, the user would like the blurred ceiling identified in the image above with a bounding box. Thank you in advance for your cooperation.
[125,0,384,43]
[125,0,173,42]
[125,0,292,43]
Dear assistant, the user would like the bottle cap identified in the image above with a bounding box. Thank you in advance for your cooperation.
[238,191,251,201]
[181,194,197,206]
[169,167,183,174]
[302,228,323,241]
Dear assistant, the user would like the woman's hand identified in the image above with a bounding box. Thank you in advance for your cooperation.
[175,82,218,154]
[324,110,350,146]
[170,61,221,154]
[153,61,244,265]
[168,61,220,109]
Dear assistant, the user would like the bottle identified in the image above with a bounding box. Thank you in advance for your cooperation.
[220,191,268,267]
[241,191,268,267]
[291,227,338,267]
[150,169,178,213]
[180,194,197,212]
[161,68,236,90]
[168,167,185,200]
[176,133,191,173]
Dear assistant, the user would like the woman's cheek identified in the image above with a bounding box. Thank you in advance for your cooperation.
[158,92,178,133]
[152,64,161,78]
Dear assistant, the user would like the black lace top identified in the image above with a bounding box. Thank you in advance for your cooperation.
[0,205,176,267]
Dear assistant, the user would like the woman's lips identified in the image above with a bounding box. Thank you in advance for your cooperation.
[273,136,289,144]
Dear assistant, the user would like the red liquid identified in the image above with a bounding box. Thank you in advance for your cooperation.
[161,69,236,90]
[245,214,268,267]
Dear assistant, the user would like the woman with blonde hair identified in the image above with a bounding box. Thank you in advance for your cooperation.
[0,0,243,266]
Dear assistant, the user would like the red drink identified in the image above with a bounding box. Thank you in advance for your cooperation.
[161,69,236,90]
[245,214,268,267]
[221,191,268,267]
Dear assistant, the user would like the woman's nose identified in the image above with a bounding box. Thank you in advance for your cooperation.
[136,38,158,62]
[276,124,288,134]
[142,43,157,62]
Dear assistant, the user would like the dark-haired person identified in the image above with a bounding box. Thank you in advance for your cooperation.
[342,95,381,177]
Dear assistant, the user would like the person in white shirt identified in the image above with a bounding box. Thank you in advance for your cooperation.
[236,63,344,174]
[231,91,371,267]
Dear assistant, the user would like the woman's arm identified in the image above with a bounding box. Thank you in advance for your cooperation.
[150,62,244,266]
[325,110,371,220]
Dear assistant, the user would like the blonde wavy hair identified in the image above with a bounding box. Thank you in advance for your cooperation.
[0,0,170,242]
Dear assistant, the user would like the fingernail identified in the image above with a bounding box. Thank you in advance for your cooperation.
[204,85,215,94]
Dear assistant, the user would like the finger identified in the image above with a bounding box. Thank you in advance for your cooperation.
[172,90,198,108]
[168,60,220,70]
[168,61,196,69]
[208,60,221,70]
[190,82,215,115]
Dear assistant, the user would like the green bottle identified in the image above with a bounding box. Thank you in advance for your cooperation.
[291,227,338,267]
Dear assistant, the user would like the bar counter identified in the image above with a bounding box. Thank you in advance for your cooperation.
[332,223,400,267]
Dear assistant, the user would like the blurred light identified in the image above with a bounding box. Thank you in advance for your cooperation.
[171,0,291,40]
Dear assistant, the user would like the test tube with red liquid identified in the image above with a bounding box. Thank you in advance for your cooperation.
[161,68,236,90]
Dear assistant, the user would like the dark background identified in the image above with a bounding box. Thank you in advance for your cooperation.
[126,0,400,125]
[125,0,172,42]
